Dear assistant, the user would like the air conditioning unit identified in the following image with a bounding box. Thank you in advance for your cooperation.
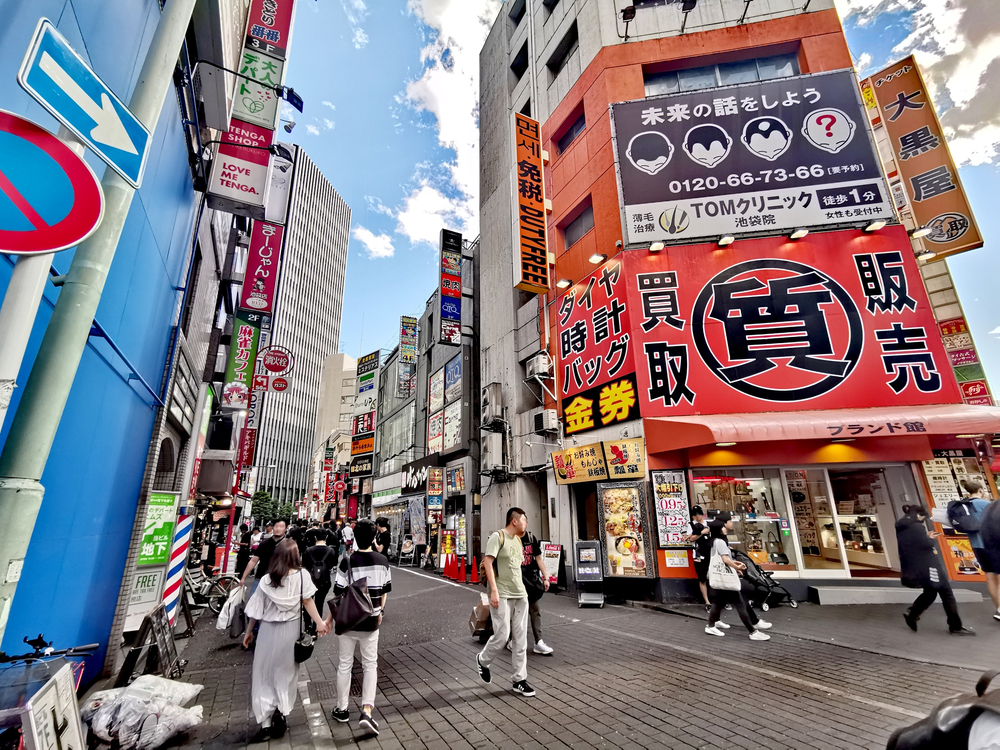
[525,352,551,380]
[533,409,559,434]
[482,431,506,474]
[482,382,502,425]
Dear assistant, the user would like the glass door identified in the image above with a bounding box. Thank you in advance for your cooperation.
[782,468,849,576]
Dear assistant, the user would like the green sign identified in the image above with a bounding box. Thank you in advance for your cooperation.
[222,309,263,407]
[138,492,179,566]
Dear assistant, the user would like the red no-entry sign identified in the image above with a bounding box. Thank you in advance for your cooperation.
[0,110,103,254]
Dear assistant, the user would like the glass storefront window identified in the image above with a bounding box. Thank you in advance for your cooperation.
[689,469,797,572]
[784,468,846,572]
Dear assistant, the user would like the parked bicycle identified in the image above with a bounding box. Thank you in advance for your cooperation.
[184,565,239,614]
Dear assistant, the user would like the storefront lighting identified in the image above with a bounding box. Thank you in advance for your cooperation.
[555,278,572,289]
[956,434,986,439]
[715,441,737,447]
[831,438,855,443]
[588,253,607,264]
[863,220,886,233]
[911,226,932,239]
[717,235,735,246]
[916,249,936,261]
[789,228,809,240]
[649,242,664,252]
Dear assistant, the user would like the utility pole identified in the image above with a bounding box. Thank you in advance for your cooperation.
[0,0,197,644]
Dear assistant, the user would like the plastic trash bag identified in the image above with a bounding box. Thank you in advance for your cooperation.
[216,585,244,631]
[83,676,203,749]
[124,675,202,705]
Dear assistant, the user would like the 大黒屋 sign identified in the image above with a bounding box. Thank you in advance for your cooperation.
[609,69,893,246]
[513,113,550,295]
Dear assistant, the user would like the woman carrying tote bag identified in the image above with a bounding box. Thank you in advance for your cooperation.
[243,538,330,742]
[704,512,771,641]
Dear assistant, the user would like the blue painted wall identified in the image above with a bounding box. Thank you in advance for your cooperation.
[0,0,197,681]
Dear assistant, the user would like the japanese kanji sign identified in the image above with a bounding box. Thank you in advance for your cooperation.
[561,372,642,436]
[609,69,893,246]
[231,50,283,129]
[240,221,283,312]
[936,317,993,405]
[223,308,264,407]
[557,258,636,401]
[245,0,296,60]
[552,443,608,485]
[864,56,982,258]
[603,437,646,479]
[438,229,463,345]
[513,113,550,295]
[400,316,418,364]
[651,470,690,548]
[138,492,179,566]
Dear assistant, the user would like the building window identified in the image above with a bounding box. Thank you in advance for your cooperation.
[342,378,354,387]
[547,21,578,77]
[340,413,350,423]
[643,53,800,97]
[341,395,353,405]
[180,245,201,337]
[511,41,529,82]
[153,438,176,491]
[508,0,526,26]
[557,112,586,154]
[564,204,595,249]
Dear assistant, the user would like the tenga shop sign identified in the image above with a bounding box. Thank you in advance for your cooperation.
[609,69,893,246]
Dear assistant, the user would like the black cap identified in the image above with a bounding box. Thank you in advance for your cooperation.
[691,505,704,517]
[708,511,732,528]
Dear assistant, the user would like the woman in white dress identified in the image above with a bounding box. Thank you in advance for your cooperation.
[243,538,329,741]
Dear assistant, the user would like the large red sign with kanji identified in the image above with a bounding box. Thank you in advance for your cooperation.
[556,226,961,431]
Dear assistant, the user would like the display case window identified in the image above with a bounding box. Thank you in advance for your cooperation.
[689,469,797,572]
[785,468,847,572]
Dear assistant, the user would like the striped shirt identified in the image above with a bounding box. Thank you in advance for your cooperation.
[332,550,392,631]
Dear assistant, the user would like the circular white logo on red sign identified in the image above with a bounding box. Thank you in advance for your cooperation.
[271,377,289,391]
[259,345,294,375]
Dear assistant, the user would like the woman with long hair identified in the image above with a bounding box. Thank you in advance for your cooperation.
[703,512,771,641]
[243,537,329,741]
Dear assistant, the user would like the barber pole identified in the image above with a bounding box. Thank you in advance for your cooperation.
[162,515,193,625]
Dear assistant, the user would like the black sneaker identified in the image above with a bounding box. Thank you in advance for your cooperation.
[359,712,380,736]
[949,627,977,636]
[331,708,349,723]
[903,612,918,632]
[475,653,491,684]
[270,710,286,738]
[512,680,536,697]
[249,726,270,744]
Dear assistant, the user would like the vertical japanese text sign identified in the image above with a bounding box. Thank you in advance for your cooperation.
[398,315,418,398]
[865,56,982,258]
[138,492,179,566]
[439,229,463,345]
[514,113,550,295]
[240,222,283,312]
[223,309,264,407]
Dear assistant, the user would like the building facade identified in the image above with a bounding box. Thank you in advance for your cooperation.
[255,146,351,505]
[480,0,999,602]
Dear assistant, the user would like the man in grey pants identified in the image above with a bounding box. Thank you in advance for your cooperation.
[474,507,535,697]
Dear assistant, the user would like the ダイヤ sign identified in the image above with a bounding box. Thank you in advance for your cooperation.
[610,69,893,246]
[19,19,150,188]
[0,110,103,254]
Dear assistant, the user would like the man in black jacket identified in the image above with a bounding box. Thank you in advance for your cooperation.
[302,534,338,617]
[896,505,975,635]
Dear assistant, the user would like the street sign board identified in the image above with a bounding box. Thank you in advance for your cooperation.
[18,19,150,188]
[0,110,104,254]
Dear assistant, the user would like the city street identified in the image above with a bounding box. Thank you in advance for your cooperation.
[169,566,1000,750]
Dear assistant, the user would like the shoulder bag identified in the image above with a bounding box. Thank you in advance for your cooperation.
[479,530,506,588]
[708,547,741,591]
[294,570,315,663]
[333,553,374,635]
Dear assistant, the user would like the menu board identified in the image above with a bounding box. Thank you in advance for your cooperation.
[603,438,646,479]
[596,481,654,578]
[540,542,562,584]
[457,515,467,556]
[428,411,444,454]
[651,470,690,548]
[922,449,988,581]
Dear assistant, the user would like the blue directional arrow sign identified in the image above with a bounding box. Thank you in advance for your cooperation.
[17,18,150,188]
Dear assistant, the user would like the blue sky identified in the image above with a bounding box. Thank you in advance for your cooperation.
[282,0,1000,391]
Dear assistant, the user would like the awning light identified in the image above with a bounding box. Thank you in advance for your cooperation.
[555,278,572,289]
[864,220,887,233]
[717,235,735,246]
[789,228,809,240]
[588,253,607,264]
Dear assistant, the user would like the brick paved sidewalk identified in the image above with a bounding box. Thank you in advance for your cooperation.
[166,575,998,750]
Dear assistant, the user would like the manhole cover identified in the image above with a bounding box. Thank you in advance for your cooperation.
[309,667,363,701]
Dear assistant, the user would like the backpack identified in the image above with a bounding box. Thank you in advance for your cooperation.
[308,547,334,588]
[947,499,983,534]
[479,531,506,588]
[888,670,1000,749]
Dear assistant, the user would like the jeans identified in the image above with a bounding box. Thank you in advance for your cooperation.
[909,585,963,631]
[480,596,528,682]
[709,589,757,633]
[529,598,543,643]
[336,629,379,711]
[314,584,330,619]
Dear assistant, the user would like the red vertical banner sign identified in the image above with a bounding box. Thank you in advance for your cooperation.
[240,222,283,312]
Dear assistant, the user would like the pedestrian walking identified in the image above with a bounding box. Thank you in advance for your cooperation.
[897,505,976,635]
[517,525,553,655]
[326,519,391,737]
[980,500,1000,623]
[262,523,274,541]
[373,517,391,555]
[243,539,329,742]
[235,524,253,578]
[704,512,772,641]
[239,519,288,596]
[686,506,712,610]
[475,507,535,697]
[302,533,337,618]
[954,478,999,620]
[250,526,262,551]
[341,521,355,559]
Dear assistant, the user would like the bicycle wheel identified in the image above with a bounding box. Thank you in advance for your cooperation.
[207,576,239,614]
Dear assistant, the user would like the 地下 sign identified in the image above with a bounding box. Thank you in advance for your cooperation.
[609,69,893,247]
[863,56,982,259]
[0,110,103,255]
[19,19,150,188]
[138,492,179,566]
[240,222,283,312]
[513,113,549,294]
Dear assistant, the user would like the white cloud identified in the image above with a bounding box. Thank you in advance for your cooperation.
[353,226,395,258]
[836,0,1000,165]
[855,51,872,76]
[393,0,501,246]
[323,118,335,130]
[340,0,370,49]
[365,195,394,216]
[306,124,320,136]
[322,101,336,111]
[353,27,369,49]
[989,325,1000,335]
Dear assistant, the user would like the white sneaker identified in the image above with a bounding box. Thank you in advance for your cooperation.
[715,621,731,629]
[533,640,554,655]
[755,620,773,630]
[994,608,1000,622]
[749,630,771,641]
[505,641,512,651]
[705,625,725,637]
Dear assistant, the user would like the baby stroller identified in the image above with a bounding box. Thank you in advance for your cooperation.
[732,549,797,611]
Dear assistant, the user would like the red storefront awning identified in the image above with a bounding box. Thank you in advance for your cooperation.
[645,404,1000,453]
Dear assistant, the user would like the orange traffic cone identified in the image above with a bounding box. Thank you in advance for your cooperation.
[458,556,466,583]
[469,556,480,584]
[444,554,454,580]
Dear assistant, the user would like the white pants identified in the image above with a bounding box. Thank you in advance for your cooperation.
[479,596,528,683]
[336,629,380,710]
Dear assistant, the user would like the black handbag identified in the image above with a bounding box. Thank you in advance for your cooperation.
[333,553,374,635]
[294,571,315,663]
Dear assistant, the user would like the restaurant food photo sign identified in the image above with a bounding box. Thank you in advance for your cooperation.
[595,481,654,578]
[610,69,893,247]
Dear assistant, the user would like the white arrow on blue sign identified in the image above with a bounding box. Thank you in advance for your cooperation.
[17,18,150,188]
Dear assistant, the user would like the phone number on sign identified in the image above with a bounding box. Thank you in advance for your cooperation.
[663,164,862,194]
